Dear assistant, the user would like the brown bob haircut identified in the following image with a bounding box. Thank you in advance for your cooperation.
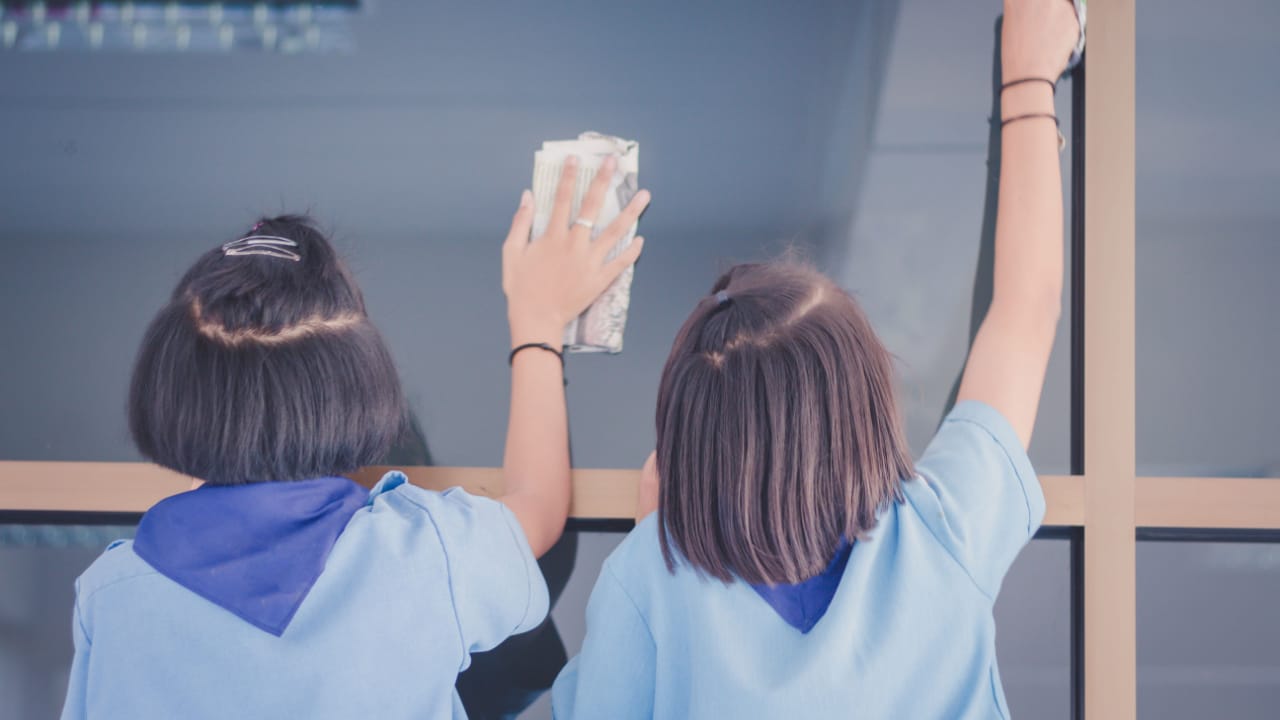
[655,261,914,585]
[129,215,406,485]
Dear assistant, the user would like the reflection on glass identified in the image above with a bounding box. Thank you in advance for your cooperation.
[1136,0,1280,477]
[1138,541,1280,719]
[0,2,357,53]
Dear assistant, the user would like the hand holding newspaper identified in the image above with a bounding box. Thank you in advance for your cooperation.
[531,132,640,353]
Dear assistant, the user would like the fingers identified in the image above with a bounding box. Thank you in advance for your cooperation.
[502,190,533,292]
[596,236,645,291]
[547,155,580,234]
[504,189,534,251]
[571,155,617,241]
[591,189,651,260]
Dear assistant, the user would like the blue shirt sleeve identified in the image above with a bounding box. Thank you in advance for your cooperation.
[552,563,656,720]
[903,400,1046,598]
[60,585,90,720]
[408,487,550,661]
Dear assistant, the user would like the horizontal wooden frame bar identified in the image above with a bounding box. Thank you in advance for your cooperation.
[0,462,191,514]
[12,466,1274,533]
[14,466,1272,532]
[0,461,1086,526]
[1135,476,1280,530]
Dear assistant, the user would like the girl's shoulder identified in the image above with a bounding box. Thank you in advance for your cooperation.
[359,472,551,644]
[599,514,691,598]
[608,514,665,567]
[360,471,512,534]
[75,539,159,602]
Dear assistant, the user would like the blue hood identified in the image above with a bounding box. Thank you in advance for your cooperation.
[132,476,369,637]
[749,540,853,633]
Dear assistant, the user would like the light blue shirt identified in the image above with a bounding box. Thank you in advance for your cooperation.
[552,400,1044,719]
[61,475,549,719]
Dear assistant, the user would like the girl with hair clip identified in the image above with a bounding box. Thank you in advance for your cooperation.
[552,1,1079,718]
[60,156,649,719]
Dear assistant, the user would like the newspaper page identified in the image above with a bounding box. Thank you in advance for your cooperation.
[530,132,640,353]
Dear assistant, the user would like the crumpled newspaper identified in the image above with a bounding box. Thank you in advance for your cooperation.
[530,132,640,353]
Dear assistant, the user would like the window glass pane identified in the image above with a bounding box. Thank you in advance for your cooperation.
[1,2,1077,718]
[994,538,1074,719]
[1136,0,1280,477]
[2,0,847,470]
[0,1,1072,474]
[834,0,1073,474]
[0,525,134,720]
[1138,541,1280,718]
[3,527,1072,720]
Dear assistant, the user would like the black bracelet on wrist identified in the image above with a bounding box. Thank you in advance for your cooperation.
[1000,112,1067,153]
[509,342,564,366]
[1000,112,1059,128]
[509,342,568,386]
[1001,77,1056,93]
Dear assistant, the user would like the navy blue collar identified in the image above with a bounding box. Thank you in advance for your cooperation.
[133,476,369,637]
[749,540,853,633]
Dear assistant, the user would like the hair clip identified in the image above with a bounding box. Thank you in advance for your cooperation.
[715,290,731,306]
[221,235,301,262]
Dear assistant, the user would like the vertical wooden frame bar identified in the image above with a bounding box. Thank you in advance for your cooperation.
[1082,1,1138,717]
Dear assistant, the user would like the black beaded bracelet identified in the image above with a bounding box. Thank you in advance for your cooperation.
[509,342,565,366]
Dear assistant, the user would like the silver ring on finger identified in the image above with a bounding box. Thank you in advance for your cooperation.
[572,218,594,231]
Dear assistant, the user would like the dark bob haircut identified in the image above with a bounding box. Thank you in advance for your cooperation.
[655,262,914,585]
[129,215,406,485]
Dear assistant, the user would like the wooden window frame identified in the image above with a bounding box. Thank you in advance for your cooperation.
[2,3,1278,716]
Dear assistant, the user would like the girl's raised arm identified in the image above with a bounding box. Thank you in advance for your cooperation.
[957,0,1081,448]
[499,156,650,556]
